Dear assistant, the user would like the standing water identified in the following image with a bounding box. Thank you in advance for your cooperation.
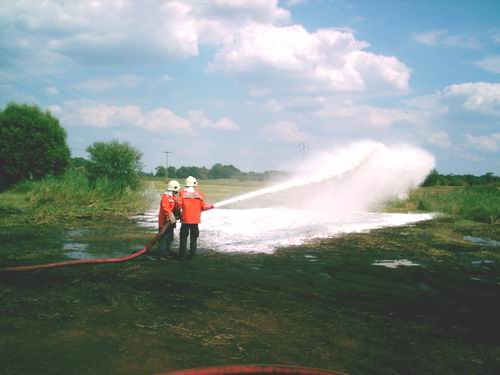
[137,141,436,253]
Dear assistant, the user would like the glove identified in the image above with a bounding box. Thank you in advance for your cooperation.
[205,204,215,210]
[168,212,176,223]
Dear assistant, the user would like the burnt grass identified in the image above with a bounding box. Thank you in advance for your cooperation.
[1,217,499,374]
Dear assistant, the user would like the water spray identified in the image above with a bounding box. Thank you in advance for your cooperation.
[215,146,379,208]
[214,141,433,210]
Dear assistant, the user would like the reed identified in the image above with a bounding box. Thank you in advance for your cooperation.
[388,186,499,224]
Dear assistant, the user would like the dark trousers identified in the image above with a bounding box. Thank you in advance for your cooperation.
[158,225,174,260]
[179,223,199,259]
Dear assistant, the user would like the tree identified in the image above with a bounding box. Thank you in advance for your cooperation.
[71,157,89,170]
[85,140,143,191]
[481,172,494,186]
[0,102,70,190]
[422,169,439,187]
[155,165,166,178]
[167,166,177,178]
[208,163,241,179]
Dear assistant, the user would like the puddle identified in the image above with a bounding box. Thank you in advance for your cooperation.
[63,243,89,251]
[135,208,434,253]
[372,259,421,268]
[463,236,500,247]
[471,260,496,265]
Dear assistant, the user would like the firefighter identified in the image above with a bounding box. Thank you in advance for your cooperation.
[178,176,214,260]
[157,180,181,261]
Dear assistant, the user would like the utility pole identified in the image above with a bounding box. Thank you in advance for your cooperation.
[298,142,307,162]
[162,151,172,181]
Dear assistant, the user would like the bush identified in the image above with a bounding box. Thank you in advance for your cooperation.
[85,140,143,191]
[0,102,70,190]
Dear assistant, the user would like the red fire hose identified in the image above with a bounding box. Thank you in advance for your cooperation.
[160,364,346,375]
[1,222,171,272]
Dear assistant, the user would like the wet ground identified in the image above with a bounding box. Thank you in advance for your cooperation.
[0,217,499,374]
[136,208,435,254]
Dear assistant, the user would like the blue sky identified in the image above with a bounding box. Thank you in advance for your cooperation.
[0,0,499,174]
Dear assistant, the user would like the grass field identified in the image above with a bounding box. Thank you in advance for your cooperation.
[387,186,499,224]
[0,179,499,374]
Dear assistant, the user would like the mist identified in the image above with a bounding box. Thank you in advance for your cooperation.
[137,141,436,253]
[215,141,435,212]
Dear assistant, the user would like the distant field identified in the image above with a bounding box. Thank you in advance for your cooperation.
[147,178,266,204]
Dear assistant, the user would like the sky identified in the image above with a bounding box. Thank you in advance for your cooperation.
[0,0,499,174]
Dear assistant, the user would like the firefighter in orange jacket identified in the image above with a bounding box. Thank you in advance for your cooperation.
[157,180,181,261]
[178,176,214,260]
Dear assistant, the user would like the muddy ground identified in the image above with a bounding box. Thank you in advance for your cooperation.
[1,217,499,374]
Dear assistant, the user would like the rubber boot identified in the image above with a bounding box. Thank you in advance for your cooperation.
[179,236,188,261]
[188,238,197,260]
[157,233,167,261]
[165,239,172,258]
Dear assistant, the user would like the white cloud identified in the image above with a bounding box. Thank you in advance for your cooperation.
[78,103,142,128]
[75,75,143,93]
[266,96,415,128]
[160,74,174,82]
[464,133,500,152]
[414,29,481,49]
[492,31,500,44]
[403,94,448,116]
[3,0,290,63]
[188,110,212,127]
[210,24,410,93]
[427,131,451,148]
[137,108,191,132]
[47,104,61,114]
[212,117,239,130]
[443,82,500,115]
[46,86,59,95]
[60,101,192,132]
[262,121,309,143]
[188,110,239,130]
[249,88,272,97]
[414,29,448,46]
[476,55,500,74]
[3,1,408,95]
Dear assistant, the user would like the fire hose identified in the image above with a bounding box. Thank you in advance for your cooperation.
[1,222,172,272]
[161,364,345,375]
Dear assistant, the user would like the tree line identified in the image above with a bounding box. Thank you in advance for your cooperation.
[150,164,286,181]
[422,169,499,187]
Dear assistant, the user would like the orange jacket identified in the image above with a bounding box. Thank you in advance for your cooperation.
[179,188,213,224]
[158,192,180,227]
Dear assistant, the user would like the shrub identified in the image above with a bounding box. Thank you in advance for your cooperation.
[85,140,143,191]
[0,102,70,190]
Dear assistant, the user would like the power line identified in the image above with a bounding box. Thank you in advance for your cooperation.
[0,74,56,104]
[162,150,173,180]
[298,142,310,162]
[0,47,97,103]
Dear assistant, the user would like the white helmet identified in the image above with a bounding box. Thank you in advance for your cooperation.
[185,176,198,187]
[167,180,180,192]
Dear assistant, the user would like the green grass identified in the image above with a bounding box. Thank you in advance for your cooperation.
[0,217,499,374]
[387,186,500,224]
[0,170,149,225]
[1,180,499,373]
